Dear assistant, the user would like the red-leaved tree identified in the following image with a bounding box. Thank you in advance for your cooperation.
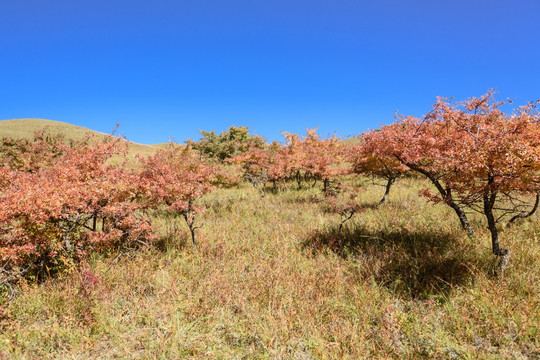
[138,144,220,248]
[232,129,347,195]
[375,91,540,272]
[348,131,409,206]
[0,133,152,294]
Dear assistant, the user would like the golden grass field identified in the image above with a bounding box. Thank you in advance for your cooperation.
[0,121,538,359]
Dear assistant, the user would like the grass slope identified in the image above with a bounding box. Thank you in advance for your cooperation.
[1,178,538,359]
[341,137,361,145]
[0,118,162,157]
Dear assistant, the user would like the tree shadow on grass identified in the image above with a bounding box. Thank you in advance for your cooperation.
[301,225,477,300]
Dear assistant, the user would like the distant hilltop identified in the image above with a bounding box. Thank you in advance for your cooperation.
[0,118,166,157]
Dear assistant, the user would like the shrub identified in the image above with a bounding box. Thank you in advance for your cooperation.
[138,143,221,247]
[189,126,266,162]
[0,133,153,291]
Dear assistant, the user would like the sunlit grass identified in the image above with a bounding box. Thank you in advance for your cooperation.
[0,118,163,159]
[1,178,538,359]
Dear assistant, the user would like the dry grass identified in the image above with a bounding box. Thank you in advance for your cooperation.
[340,137,361,146]
[0,119,162,158]
[0,177,539,359]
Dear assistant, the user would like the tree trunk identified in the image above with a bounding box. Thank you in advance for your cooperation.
[483,179,510,275]
[378,176,395,206]
[182,209,198,249]
[507,192,539,227]
[338,211,355,234]
[399,159,474,234]
[189,226,197,248]
[447,192,475,235]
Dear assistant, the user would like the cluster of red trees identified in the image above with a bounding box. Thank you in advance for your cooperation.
[0,134,222,296]
[230,129,347,195]
[1,92,538,290]
[233,92,540,272]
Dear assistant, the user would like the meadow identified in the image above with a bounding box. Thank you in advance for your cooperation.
[0,111,539,359]
[1,176,538,359]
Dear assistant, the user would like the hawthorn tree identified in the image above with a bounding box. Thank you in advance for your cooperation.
[348,131,409,206]
[0,134,152,292]
[370,115,475,234]
[231,129,346,195]
[296,129,347,194]
[138,144,220,247]
[0,132,65,172]
[228,141,285,196]
[275,129,346,192]
[377,91,540,272]
[325,185,364,233]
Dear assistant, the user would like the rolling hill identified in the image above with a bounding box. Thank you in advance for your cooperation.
[0,118,164,157]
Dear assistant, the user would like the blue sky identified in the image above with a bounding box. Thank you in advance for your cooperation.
[1,0,539,144]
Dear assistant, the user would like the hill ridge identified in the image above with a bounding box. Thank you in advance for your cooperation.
[0,118,163,157]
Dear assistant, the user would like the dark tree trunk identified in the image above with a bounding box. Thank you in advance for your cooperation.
[338,211,355,234]
[507,192,539,227]
[399,159,474,234]
[296,170,302,190]
[182,207,198,249]
[249,176,265,198]
[189,226,197,248]
[483,176,510,275]
[446,189,475,235]
[378,176,396,206]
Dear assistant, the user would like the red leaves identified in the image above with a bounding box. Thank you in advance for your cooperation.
[231,129,346,191]
[138,144,218,214]
[371,92,540,238]
[0,134,152,275]
[348,130,408,181]
[1,92,538,282]
[137,143,221,246]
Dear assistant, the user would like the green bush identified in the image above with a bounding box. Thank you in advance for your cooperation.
[189,126,266,162]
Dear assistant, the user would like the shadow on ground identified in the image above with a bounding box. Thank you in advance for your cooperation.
[301,225,477,300]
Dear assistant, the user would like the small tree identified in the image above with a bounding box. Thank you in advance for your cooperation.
[0,134,152,288]
[190,126,266,162]
[380,91,540,273]
[280,129,347,192]
[231,130,346,195]
[138,144,219,247]
[229,144,276,197]
[325,187,364,233]
[348,132,409,206]
[0,131,65,172]
[300,129,347,193]
[371,116,476,234]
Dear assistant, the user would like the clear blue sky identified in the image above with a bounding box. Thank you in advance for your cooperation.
[1,0,539,144]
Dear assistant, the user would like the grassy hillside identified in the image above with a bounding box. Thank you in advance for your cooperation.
[0,119,538,358]
[0,118,162,157]
[341,137,361,145]
[1,178,538,359]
